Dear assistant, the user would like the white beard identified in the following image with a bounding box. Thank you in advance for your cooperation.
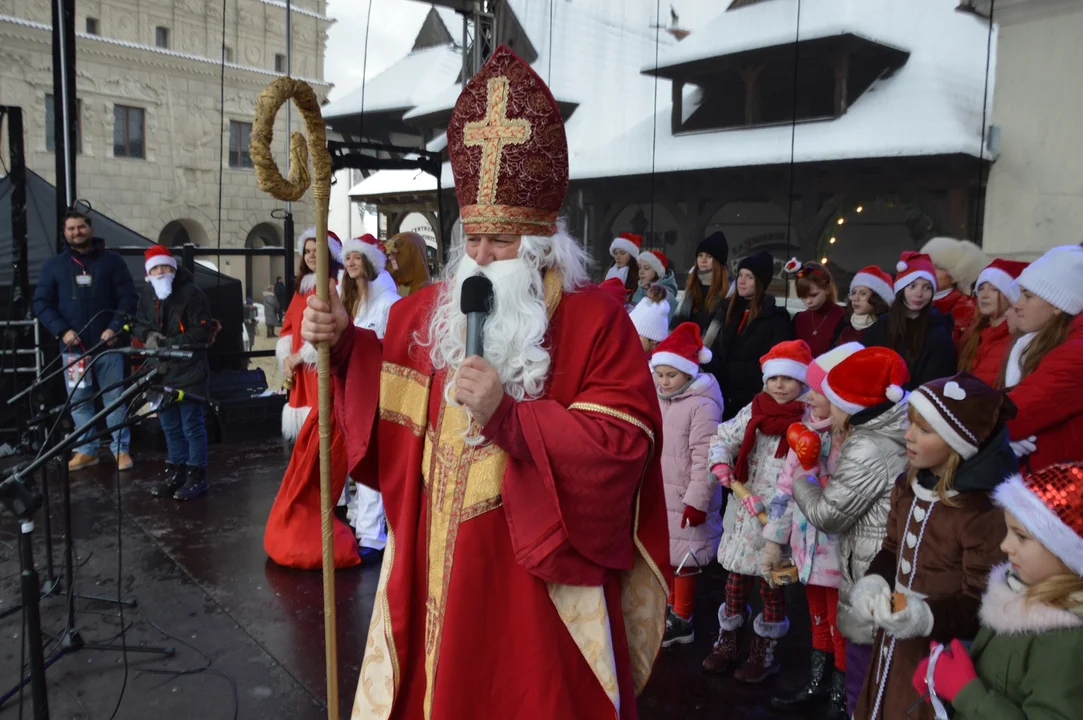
[422,250,551,442]
[149,274,174,300]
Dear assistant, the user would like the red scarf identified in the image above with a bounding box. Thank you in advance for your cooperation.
[734,393,806,483]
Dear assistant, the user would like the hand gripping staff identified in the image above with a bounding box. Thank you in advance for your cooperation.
[249,77,340,720]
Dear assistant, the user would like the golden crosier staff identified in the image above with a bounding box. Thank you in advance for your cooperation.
[249,77,340,720]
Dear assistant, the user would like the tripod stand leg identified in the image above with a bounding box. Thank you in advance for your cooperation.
[74,592,137,607]
[19,520,50,720]
[39,458,59,593]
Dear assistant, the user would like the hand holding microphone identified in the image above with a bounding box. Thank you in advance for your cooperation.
[453,276,504,427]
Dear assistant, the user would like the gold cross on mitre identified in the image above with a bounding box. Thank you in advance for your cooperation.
[463,76,532,206]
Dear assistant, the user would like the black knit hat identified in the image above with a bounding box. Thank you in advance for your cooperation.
[738,250,775,288]
[696,231,729,266]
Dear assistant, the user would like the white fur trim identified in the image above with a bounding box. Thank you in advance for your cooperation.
[909,390,979,460]
[297,226,343,262]
[717,603,750,632]
[821,375,868,416]
[275,335,292,372]
[977,266,1020,303]
[894,270,937,295]
[298,273,318,294]
[281,403,311,442]
[752,613,790,639]
[637,250,665,278]
[145,255,177,274]
[341,238,387,275]
[1004,332,1036,389]
[994,475,1083,576]
[979,562,1083,634]
[761,358,808,384]
[609,237,640,258]
[650,351,699,377]
[852,271,895,306]
[911,477,958,502]
[298,341,318,366]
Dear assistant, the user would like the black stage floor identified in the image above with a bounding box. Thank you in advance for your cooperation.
[0,440,816,719]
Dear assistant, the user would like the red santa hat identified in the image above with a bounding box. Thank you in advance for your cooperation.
[822,346,909,415]
[760,339,813,384]
[806,342,865,395]
[993,463,1083,577]
[598,277,628,305]
[650,322,711,377]
[850,266,895,307]
[340,233,387,275]
[975,258,1028,304]
[894,251,937,295]
[610,233,643,259]
[297,226,343,262]
[637,249,669,278]
[144,244,177,274]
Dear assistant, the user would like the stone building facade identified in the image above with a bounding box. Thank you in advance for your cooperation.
[0,0,332,296]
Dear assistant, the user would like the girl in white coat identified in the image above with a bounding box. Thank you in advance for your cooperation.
[340,234,401,554]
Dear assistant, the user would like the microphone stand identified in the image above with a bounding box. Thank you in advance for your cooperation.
[0,368,176,711]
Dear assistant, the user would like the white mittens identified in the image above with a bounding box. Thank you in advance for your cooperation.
[837,575,890,645]
[872,586,934,639]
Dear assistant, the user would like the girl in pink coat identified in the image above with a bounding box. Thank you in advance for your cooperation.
[651,322,725,648]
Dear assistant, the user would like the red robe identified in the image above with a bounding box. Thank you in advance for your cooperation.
[265,289,361,570]
[333,276,670,719]
[934,289,976,348]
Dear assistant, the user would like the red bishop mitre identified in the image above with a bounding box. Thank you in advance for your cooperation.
[447,45,569,237]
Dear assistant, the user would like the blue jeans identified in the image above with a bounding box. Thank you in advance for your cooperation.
[69,351,130,456]
[157,401,208,468]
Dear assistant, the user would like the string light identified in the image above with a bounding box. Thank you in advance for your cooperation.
[837,218,845,225]
[856,206,864,213]
[829,236,836,244]
[821,257,828,264]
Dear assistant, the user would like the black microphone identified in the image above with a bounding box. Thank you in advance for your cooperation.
[115,346,200,360]
[461,275,494,359]
[160,387,208,405]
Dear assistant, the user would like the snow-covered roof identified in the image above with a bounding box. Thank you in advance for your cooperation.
[349,169,437,199]
[433,6,462,40]
[323,44,462,118]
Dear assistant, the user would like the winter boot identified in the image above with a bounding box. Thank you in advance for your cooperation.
[173,465,208,500]
[824,669,848,720]
[734,613,789,683]
[701,604,747,674]
[662,607,695,648]
[769,649,833,712]
[151,463,187,498]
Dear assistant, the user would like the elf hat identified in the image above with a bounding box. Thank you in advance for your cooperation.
[994,463,1083,577]
[638,249,669,278]
[822,346,909,415]
[894,251,938,294]
[610,233,642,259]
[144,245,177,274]
[631,294,672,343]
[760,339,813,384]
[650,322,711,376]
[851,266,896,307]
[297,227,343,262]
[1016,245,1083,316]
[806,342,865,395]
[599,277,628,305]
[976,258,1029,304]
[340,233,387,275]
[909,372,1017,460]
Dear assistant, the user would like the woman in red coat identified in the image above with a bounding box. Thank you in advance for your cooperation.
[1004,246,1083,472]
[266,228,360,569]
[958,259,1028,387]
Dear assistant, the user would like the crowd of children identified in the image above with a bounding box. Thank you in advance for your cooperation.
[619,232,1083,719]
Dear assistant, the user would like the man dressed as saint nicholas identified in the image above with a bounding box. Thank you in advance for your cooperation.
[301,46,670,720]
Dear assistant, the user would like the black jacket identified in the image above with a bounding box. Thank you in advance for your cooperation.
[718,294,795,419]
[864,308,957,391]
[32,238,137,352]
[131,267,212,396]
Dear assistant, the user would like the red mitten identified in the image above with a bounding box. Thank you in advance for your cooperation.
[681,505,707,528]
[788,423,822,471]
[931,639,979,702]
[912,650,932,697]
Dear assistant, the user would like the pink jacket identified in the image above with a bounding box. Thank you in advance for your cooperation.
[659,373,725,568]
[763,411,842,588]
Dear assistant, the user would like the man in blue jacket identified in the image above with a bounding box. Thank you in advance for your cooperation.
[32,210,138,471]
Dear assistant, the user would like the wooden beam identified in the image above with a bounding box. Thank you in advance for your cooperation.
[740,63,766,125]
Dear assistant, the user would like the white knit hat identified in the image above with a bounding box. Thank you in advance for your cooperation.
[1016,245,1083,316]
[629,295,670,342]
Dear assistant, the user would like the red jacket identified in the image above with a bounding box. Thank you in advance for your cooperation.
[934,289,977,348]
[1007,315,1083,471]
[970,321,1012,388]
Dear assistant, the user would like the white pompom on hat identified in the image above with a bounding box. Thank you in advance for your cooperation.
[650,322,711,377]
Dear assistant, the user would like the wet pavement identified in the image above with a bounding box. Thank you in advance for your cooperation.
[1,440,820,719]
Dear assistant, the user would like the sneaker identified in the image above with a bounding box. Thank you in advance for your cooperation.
[115,452,134,471]
[662,608,695,648]
[68,452,100,471]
